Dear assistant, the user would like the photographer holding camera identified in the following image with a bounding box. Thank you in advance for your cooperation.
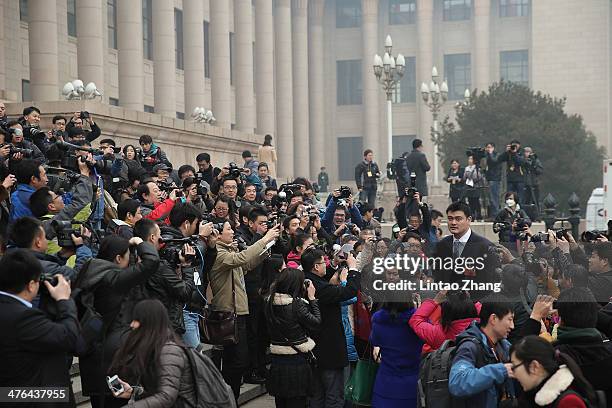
[321,187,364,238]
[354,149,381,205]
[138,134,173,173]
[66,111,101,145]
[498,139,526,204]
[211,162,263,199]
[9,159,49,222]
[3,121,46,165]
[137,180,178,222]
[523,146,543,217]
[494,191,531,244]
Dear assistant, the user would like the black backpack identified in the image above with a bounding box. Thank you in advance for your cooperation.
[181,346,236,408]
[417,337,487,408]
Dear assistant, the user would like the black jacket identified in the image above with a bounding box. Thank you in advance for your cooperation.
[0,295,79,407]
[354,161,380,190]
[402,150,431,196]
[304,269,360,369]
[197,165,221,186]
[494,206,531,243]
[235,225,264,296]
[498,149,526,183]
[66,119,101,143]
[149,226,196,333]
[524,156,543,186]
[484,151,502,182]
[588,270,612,305]
[76,242,159,396]
[265,295,321,348]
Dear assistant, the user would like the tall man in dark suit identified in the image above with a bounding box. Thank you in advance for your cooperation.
[0,249,79,407]
[432,202,499,300]
[402,139,431,198]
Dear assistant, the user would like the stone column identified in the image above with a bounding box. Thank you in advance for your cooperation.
[183,0,205,116]
[235,0,256,133]
[275,0,294,179]
[255,0,275,136]
[210,0,231,128]
[152,0,175,117]
[417,0,434,184]
[76,0,104,95]
[473,0,491,92]
[28,0,59,101]
[292,0,310,177]
[117,0,144,110]
[308,0,325,173]
[362,0,380,160]
[0,2,6,96]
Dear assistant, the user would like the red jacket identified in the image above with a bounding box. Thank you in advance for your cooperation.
[144,199,176,224]
[409,298,481,354]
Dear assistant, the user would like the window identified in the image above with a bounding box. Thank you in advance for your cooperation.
[143,0,153,60]
[337,60,362,105]
[144,105,154,113]
[176,112,185,119]
[393,135,415,158]
[22,80,30,102]
[338,137,363,180]
[443,0,471,21]
[500,50,528,86]
[175,9,184,69]
[107,0,117,49]
[391,57,416,103]
[20,0,28,22]
[109,97,119,106]
[230,32,235,85]
[444,53,471,100]
[67,0,77,37]
[204,21,210,78]
[500,0,529,17]
[389,0,416,25]
[336,0,362,28]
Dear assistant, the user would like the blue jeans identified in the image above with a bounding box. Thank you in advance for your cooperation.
[359,188,377,206]
[488,180,501,217]
[310,367,345,408]
[182,310,200,348]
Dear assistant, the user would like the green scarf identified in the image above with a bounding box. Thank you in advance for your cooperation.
[556,326,603,344]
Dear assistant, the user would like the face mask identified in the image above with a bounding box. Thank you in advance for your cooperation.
[506,199,516,207]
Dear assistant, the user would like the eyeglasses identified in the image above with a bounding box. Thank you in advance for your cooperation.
[510,361,526,372]
[223,186,238,191]
[215,207,229,212]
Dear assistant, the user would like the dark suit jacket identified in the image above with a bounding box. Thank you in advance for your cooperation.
[432,230,499,299]
[403,149,431,196]
[0,294,79,407]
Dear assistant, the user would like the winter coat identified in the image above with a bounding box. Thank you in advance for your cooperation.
[129,341,196,408]
[354,160,380,190]
[265,293,321,354]
[409,299,481,354]
[140,143,173,172]
[448,321,515,408]
[286,250,302,269]
[518,365,589,408]
[447,167,465,200]
[403,149,431,196]
[141,198,176,223]
[495,205,531,243]
[341,290,358,362]
[77,243,160,397]
[370,308,423,408]
[9,183,36,222]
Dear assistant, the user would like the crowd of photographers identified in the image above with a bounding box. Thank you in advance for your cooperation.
[0,104,611,408]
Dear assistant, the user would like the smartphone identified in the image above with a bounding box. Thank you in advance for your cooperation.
[304,279,312,289]
[341,243,353,256]
[106,375,124,396]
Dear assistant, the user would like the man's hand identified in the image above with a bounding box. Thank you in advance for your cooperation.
[178,244,196,266]
[557,236,570,254]
[530,294,555,321]
[347,194,354,208]
[345,252,357,270]
[414,192,421,204]
[0,144,10,159]
[242,167,252,176]
[205,228,219,248]
[505,363,515,379]
[397,228,407,241]
[218,167,230,180]
[78,156,91,176]
[129,237,144,246]
[12,152,23,161]
[334,223,346,236]
[313,215,321,230]
[339,267,349,282]
[332,189,341,198]
[2,174,16,190]
[169,189,179,201]
[263,224,281,244]
[198,221,214,239]
[306,280,316,300]
[44,274,71,301]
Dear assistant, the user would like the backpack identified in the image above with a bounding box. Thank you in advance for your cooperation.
[417,337,487,408]
[181,346,237,408]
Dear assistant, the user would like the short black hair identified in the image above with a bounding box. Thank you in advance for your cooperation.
[196,152,210,163]
[301,248,325,273]
[591,242,612,266]
[363,149,373,157]
[9,217,44,249]
[557,287,599,328]
[136,182,154,202]
[244,182,256,190]
[479,294,513,328]
[99,138,116,146]
[52,115,66,124]
[258,162,268,170]
[23,106,41,116]
[486,142,495,147]
[117,199,141,221]
[412,139,423,149]
[431,209,443,220]
[178,164,196,178]
[13,159,43,185]
[139,134,153,145]
[133,218,158,240]
[242,150,252,158]
[248,207,268,223]
[446,201,472,219]
[264,186,277,194]
[0,249,43,293]
[168,202,201,229]
[29,187,53,217]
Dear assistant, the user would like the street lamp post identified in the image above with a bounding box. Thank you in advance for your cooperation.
[420,67,448,187]
[373,35,405,164]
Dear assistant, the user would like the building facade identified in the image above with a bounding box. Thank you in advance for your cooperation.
[0,0,610,188]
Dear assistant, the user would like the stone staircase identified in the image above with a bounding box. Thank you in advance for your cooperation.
[72,344,268,407]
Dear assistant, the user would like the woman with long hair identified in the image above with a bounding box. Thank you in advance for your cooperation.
[446,159,464,203]
[286,232,314,269]
[510,335,598,407]
[409,290,480,354]
[370,297,423,408]
[76,235,160,408]
[264,268,321,408]
[258,134,277,178]
[108,299,195,406]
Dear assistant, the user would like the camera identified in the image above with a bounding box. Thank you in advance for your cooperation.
[193,174,209,196]
[493,221,511,233]
[159,235,200,265]
[402,172,418,199]
[46,167,82,195]
[157,179,182,197]
[201,214,225,232]
[51,220,83,248]
[581,230,608,243]
[522,252,543,276]
[515,218,530,231]
[80,111,90,119]
[0,143,33,158]
[227,162,244,179]
[55,140,102,171]
[234,236,249,251]
[39,272,59,286]
[266,212,279,229]
[277,183,302,203]
[335,186,352,200]
[465,146,486,162]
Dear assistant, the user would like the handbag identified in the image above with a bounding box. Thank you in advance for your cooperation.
[344,342,380,406]
[199,272,238,345]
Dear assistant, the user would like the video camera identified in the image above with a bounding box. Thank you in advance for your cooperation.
[200,214,226,232]
[466,146,486,162]
[157,179,183,197]
[227,162,245,179]
[277,183,302,203]
[333,186,352,207]
[54,140,102,171]
[45,166,82,195]
[530,229,570,243]
[51,220,84,248]
[0,143,33,158]
[193,174,210,196]
[402,172,418,199]
[159,235,200,266]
